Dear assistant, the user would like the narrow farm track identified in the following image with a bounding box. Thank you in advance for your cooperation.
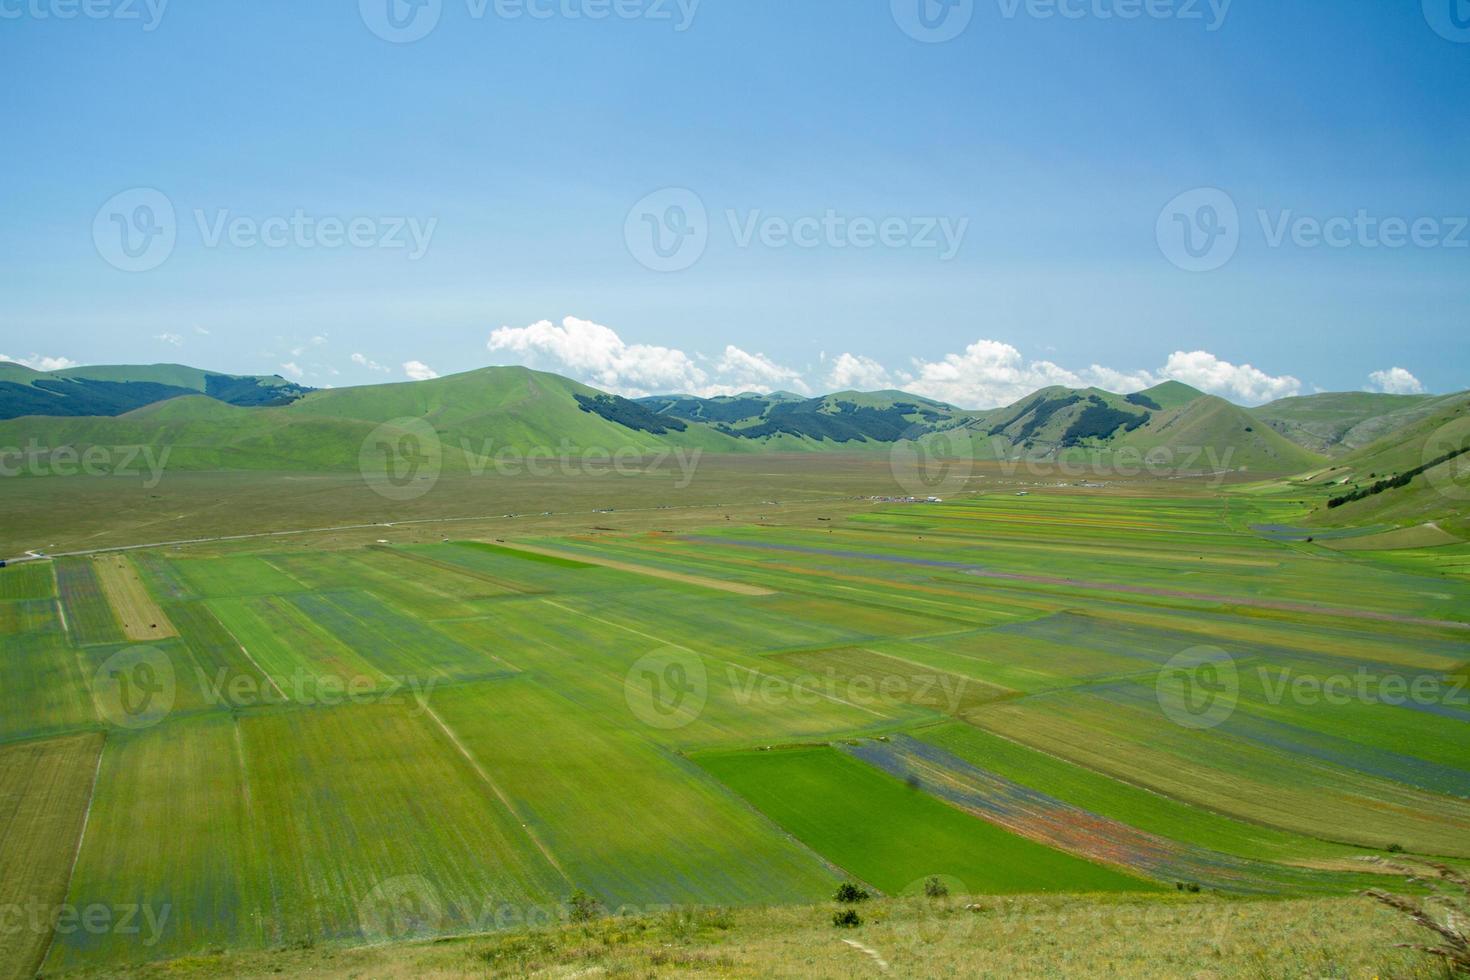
[421,703,572,884]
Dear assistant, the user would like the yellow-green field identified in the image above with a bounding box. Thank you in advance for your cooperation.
[2,473,1466,977]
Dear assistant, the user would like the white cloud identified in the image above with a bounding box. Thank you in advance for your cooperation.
[1080,365,1160,395]
[826,353,892,391]
[403,360,439,381]
[1367,367,1425,395]
[1160,351,1301,404]
[478,318,1318,410]
[489,316,705,396]
[194,326,210,335]
[351,353,389,373]
[0,353,79,372]
[714,345,809,394]
[900,340,1135,408]
[155,333,184,347]
[279,362,304,379]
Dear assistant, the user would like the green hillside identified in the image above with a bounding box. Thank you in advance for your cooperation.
[1132,380,1206,411]
[1255,391,1457,455]
[0,361,311,420]
[1,364,1444,483]
[1294,392,1470,533]
[0,368,752,476]
[1112,396,1325,473]
[287,367,749,455]
[639,390,965,445]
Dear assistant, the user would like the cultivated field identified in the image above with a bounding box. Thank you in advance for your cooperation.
[1,466,1466,977]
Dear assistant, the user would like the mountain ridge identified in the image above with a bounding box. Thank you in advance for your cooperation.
[2,361,1465,488]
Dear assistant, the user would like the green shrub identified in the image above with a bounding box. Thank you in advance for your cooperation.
[834,882,870,904]
[567,890,603,923]
[832,909,862,928]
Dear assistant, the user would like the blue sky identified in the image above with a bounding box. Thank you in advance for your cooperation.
[1,0,1467,407]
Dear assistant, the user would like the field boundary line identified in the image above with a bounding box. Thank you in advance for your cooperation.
[35,733,106,975]
[210,613,288,703]
[497,541,777,596]
[50,561,71,635]
[421,702,572,884]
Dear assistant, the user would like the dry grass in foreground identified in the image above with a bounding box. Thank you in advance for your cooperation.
[44,893,1453,980]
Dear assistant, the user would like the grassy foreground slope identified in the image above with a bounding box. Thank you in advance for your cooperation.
[51,894,1439,979]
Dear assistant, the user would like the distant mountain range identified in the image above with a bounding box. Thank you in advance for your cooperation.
[0,362,311,420]
[1,359,1465,526]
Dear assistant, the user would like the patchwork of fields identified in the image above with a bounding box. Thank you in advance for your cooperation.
[1,488,1467,974]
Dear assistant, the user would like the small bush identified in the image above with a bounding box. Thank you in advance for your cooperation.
[834,882,870,904]
[567,890,603,923]
[924,876,950,899]
[832,909,862,928]
[1387,843,1405,854]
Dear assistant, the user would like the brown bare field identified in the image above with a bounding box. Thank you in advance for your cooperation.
[92,555,177,641]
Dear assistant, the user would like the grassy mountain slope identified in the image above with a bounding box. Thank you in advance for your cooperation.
[0,368,751,475]
[1131,380,1206,411]
[1294,392,1470,532]
[1256,391,1457,455]
[639,390,964,446]
[1113,396,1324,472]
[0,361,311,420]
[5,363,1448,482]
[949,384,1320,473]
[288,367,748,454]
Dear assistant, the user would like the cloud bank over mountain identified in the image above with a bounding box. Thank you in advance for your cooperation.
[484,316,1313,408]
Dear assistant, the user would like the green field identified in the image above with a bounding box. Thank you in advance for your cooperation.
[1,466,1467,976]
[694,745,1153,895]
